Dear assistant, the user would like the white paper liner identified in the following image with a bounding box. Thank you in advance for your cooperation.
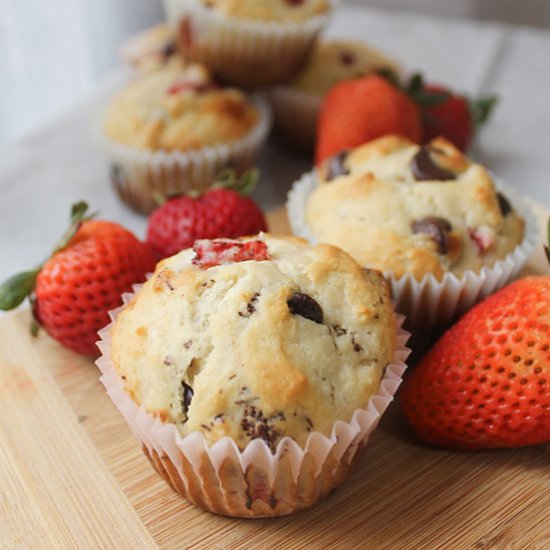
[287,171,538,330]
[96,287,410,517]
[102,95,271,214]
[163,0,337,88]
[265,87,322,153]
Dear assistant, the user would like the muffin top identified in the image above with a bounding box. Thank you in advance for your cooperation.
[111,234,395,451]
[198,0,330,23]
[104,60,260,150]
[121,24,177,73]
[289,40,401,96]
[307,136,525,281]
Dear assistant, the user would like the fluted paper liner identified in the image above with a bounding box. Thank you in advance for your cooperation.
[287,171,538,330]
[163,0,337,88]
[102,95,271,214]
[96,288,409,517]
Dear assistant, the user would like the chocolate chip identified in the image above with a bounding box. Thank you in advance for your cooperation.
[340,52,355,66]
[287,293,323,324]
[497,192,512,216]
[182,382,194,416]
[411,146,456,181]
[238,292,259,318]
[412,217,453,254]
[162,40,176,57]
[325,150,350,181]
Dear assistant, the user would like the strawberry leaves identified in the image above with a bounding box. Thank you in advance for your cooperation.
[213,167,259,197]
[0,270,40,311]
[52,201,95,255]
[0,202,95,314]
[470,96,498,128]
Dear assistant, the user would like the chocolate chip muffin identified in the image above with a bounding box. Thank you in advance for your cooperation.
[110,234,396,451]
[305,136,525,281]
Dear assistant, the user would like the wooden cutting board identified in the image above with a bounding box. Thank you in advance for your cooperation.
[1,204,549,550]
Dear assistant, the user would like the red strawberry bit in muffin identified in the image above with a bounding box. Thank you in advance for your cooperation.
[468,225,496,253]
[167,80,217,95]
[192,239,270,269]
[286,0,306,5]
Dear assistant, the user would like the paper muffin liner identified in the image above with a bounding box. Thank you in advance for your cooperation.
[102,95,271,214]
[287,171,538,333]
[265,87,322,154]
[96,287,410,518]
[163,0,337,88]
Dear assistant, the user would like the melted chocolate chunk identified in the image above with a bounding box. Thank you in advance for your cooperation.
[239,292,260,318]
[411,146,456,181]
[412,217,453,254]
[182,382,194,416]
[162,40,176,57]
[287,293,324,324]
[497,192,512,216]
[325,150,350,181]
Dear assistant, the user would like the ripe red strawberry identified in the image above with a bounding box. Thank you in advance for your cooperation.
[421,85,497,151]
[147,169,267,259]
[401,268,550,450]
[315,75,423,165]
[0,203,156,356]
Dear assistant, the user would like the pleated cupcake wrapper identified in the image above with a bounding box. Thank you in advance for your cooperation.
[163,0,337,88]
[96,286,410,517]
[101,95,271,214]
[287,171,538,330]
[265,87,322,153]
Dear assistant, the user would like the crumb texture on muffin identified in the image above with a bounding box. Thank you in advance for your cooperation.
[104,60,259,150]
[199,0,330,23]
[307,136,525,281]
[111,234,395,451]
[289,40,401,96]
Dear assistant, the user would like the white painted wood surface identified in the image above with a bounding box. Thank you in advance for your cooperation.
[0,5,549,283]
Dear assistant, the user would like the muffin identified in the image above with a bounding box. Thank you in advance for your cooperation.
[267,40,402,153]
[97,234,409,516]
[120,24,178,73]
[163,0,335,88]
[288,135,537,329]
[103,59,271,213]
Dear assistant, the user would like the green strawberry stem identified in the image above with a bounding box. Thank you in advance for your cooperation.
[154,167,261,206]
[378,69,498,128]
[470,96,498,128]
[0,202,94,312]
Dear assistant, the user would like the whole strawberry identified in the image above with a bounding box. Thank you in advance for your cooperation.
[147,169,267,259]
[0,203,156,356]
[315,74,423,165]
[422,84,497,151]
[401,235,550,449]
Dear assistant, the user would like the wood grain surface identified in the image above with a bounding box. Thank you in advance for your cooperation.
[1,204,549,550]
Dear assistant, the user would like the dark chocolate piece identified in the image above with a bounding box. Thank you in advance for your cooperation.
[497,192,512,216]
[412,217,453,254]
[325,150,350,181]
[287,293,324,324]
[182,382,194,416]
[411,146,456,181]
